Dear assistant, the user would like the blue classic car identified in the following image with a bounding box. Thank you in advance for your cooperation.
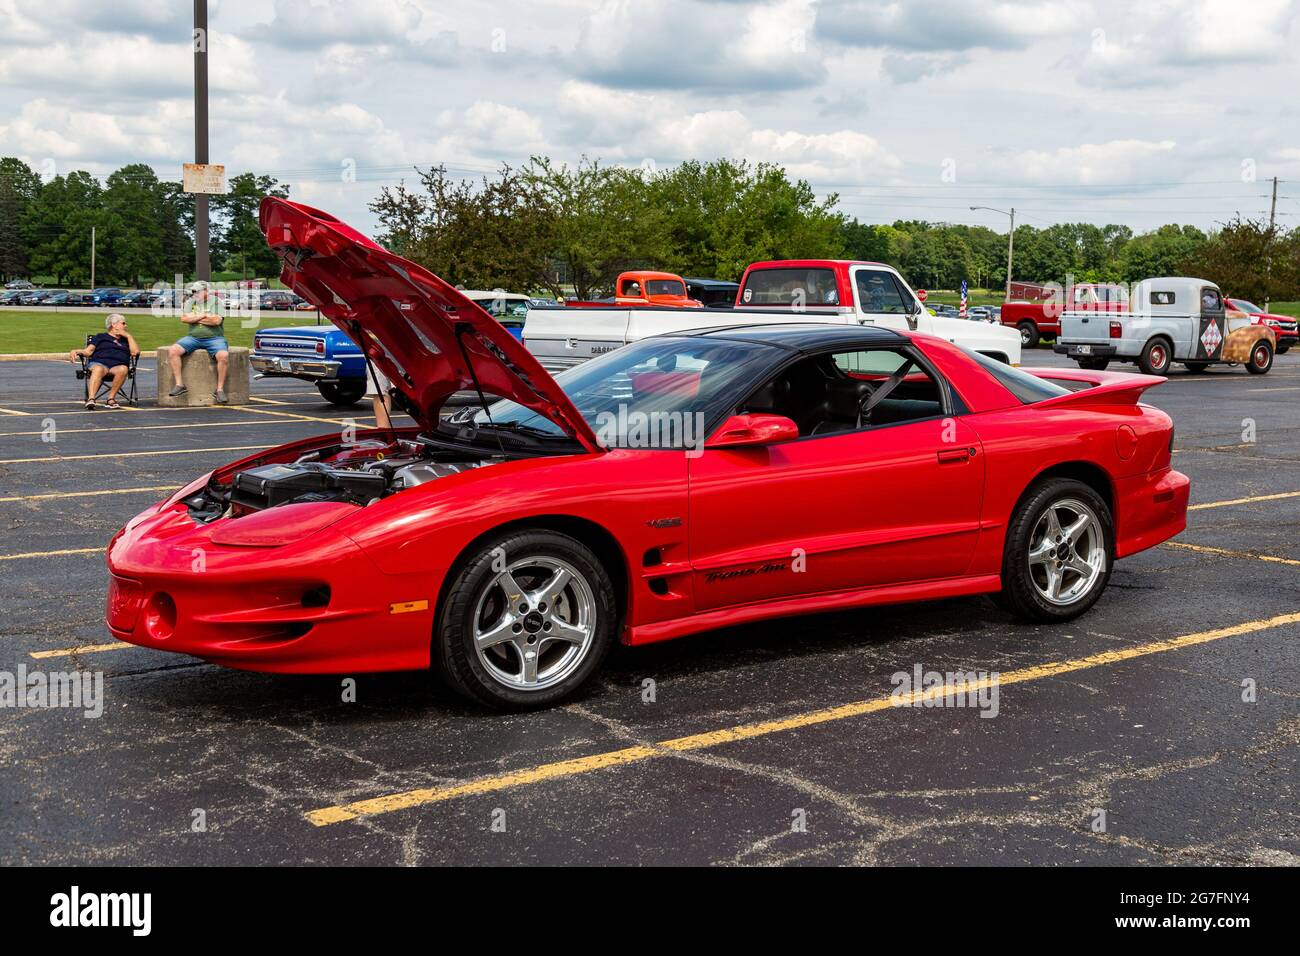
[250,290,538,406]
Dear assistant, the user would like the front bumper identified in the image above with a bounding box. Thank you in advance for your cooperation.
[105,503,439,673]
[250,354,342,380]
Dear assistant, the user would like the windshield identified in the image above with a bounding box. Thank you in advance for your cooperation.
[1228,298,1260,313]
[474,336,784,448]
[644,279,686,297]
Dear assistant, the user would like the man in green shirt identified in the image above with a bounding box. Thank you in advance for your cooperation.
[167,284,230,402]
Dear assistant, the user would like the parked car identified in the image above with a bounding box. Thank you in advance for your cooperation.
[44,291,87,306]
[611,270,703,307]
[1224,297,1297,354]
[4,279,34,290]
[1056,277,1276,375]
[0,290,26,305]
[119,290,154,308]
[460,289,533,339]
[685,277,741,308]
[1002,283,1128,348]
[251,325,367,405]
[104,197,1190,709]
[526,259,1022,374]
[259,290,298,311]
[86,287,124,306]
[24,289,68,305]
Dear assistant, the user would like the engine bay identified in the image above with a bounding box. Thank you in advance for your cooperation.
[182,437,508,523]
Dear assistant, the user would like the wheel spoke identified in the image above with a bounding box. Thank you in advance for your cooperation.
[476,614,516,649]
[1066,553,1095,578]
[546,617,588,645]
[1063,513,1091,545]
[495,570,527,607]
[533,566,572,608]
[520,645,539,684]
[1028,537,1055,565]
[1043,563,1062,601]
[1044,508,1063,540]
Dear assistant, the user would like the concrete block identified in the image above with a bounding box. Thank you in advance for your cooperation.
[156,346,251,406]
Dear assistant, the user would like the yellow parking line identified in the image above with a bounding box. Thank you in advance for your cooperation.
[1189,490,1300,510]
[0,445,265,465]
[0,547,102,561]
[237,405,372,427]
[0,419,297,438]
[1163,541,1300,567]
[304,610,1300,826]
[30,642,132,659]
[0,486,174,503]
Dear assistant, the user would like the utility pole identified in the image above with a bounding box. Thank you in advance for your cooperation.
[1265,177,1278,311]
[1005,206,1015,301]
[194,0,210,282]
[90,225,95,290]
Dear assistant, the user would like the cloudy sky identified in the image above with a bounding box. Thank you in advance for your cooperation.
[1,0,1297,235]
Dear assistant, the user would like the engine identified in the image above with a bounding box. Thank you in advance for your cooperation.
[183,440,503,522]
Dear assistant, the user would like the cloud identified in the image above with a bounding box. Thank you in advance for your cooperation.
[816,0,1092,52]
[1,0,196,44]
[992,139,1179,184]
[880,52,970,84]
[572,0,826,92]
[1075,0,1299,88]
[256,0,425,49]
[0,30,258,100]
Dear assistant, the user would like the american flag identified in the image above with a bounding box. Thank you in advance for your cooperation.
[959,280,968,319]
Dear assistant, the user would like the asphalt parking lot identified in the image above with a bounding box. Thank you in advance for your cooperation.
[1,351,1297,866]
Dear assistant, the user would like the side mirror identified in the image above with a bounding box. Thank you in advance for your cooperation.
[705,413,799,449]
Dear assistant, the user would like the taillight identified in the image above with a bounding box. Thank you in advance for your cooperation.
[1109,321,1122,339]
[315,340,325,355]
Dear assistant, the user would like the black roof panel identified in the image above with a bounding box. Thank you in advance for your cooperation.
[680,322,908,350]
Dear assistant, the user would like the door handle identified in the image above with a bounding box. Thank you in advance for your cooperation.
[937,447,974,464]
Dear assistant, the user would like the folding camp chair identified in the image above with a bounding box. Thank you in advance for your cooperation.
[76,334,139,406]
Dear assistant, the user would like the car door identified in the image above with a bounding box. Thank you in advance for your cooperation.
[851,266,918,332]
[686,346,985,612]
[1194,286,1226,360]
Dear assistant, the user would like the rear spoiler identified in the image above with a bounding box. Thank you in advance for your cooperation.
[1021,367,1167,408]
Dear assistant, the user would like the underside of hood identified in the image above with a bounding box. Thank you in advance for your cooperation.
[258,198,600,451]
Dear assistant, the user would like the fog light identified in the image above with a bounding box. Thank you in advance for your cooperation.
[143,592,177,640]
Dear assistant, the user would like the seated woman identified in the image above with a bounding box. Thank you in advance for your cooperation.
[70,314,139,409]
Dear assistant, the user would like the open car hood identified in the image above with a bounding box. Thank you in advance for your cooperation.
[259,198,601,451]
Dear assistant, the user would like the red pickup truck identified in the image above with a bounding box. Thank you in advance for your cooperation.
[1001,283,1128,348]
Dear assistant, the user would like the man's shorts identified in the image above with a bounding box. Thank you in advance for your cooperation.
[175,335,229,356]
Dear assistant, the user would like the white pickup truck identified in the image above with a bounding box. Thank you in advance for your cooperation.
[524,259,1022,372]
[1054,277,1278,375]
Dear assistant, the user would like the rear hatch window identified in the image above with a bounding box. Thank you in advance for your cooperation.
[741,268,839,307]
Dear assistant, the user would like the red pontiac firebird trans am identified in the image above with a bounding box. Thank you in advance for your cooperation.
[105,199,1190,709]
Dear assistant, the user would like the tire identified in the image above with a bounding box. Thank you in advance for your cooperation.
[1076,357,1110,371]
[1183,361,1210,373]
[435,529,617,710]
[317,380,365,406]
[1018,321,1040,349]
[1276,344,1289,355]
[1246,340,1273,375]
[995,478,1114,623]
[1137,337,1173,376]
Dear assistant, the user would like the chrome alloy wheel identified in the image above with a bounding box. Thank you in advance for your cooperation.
[1027,497,1106,606]
[472,556,597,691]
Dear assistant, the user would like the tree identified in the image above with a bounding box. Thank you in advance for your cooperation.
[1182,217,1298,304]
[0,158,42,280]
[21,171,103,285]
[211,173,288,279]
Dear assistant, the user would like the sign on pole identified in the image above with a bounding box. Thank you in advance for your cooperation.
[183,163,226,195]
[916,289,928,303]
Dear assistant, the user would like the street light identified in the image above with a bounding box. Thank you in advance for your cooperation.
[971,205,1014,301]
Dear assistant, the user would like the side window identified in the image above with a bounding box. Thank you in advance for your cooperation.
[1150,290,1176,306]
[855,270,910,314]
[741,349,944,438]
[1200,288,1222,312]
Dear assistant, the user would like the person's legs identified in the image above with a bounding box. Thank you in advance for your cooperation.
[214,349,229,392]
[104,365,128,402]
[372,394,392,430]
[169,337,200,394]
[86,363,108,405]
